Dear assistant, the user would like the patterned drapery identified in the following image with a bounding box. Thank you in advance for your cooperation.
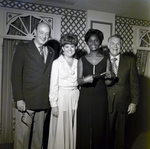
[136,50,148,75]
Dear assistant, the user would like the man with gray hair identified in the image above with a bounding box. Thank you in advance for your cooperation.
[106,34,139,149]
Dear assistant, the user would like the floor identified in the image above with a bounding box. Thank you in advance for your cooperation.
[0,111,149,149]
[131,130,150,149]
[0,143,13,149]
[0,131,150,149]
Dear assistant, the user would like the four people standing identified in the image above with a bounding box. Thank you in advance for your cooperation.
[11,22,139,149]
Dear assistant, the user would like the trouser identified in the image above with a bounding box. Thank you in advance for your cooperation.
[109,105,128,149]
[14,108,48,149]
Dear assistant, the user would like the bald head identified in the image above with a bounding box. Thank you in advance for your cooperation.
[36,22,51,33]
[34,22,51,47]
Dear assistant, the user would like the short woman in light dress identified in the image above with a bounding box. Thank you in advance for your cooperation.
[48,33,79,149]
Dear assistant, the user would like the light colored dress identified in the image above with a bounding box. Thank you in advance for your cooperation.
[48,55,79,149]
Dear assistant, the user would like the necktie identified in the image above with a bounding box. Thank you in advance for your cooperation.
[39,46,44,62]
[111,58,118,76]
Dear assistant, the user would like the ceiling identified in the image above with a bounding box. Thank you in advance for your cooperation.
[14,0,150,21]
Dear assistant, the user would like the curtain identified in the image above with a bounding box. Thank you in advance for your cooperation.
[140,51,150,128]
[137,51,150,147]
[144,52,150,78]
[1,39,19,143]
[136,50,148,75]
[136,50,150,130]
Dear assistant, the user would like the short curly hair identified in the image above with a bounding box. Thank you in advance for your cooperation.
[60,33,78,47]
[85,29,104,45]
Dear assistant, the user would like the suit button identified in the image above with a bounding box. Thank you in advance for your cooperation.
[113,93,115,95]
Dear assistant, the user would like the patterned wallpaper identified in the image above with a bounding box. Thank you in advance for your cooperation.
[115,16,150,53]
[0,0,150,52]
[0,0,87,50]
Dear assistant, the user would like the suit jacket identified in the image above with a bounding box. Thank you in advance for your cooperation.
[107,54,140,114]
[11,40,55,110]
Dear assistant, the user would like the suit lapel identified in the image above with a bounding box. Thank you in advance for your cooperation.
[117,55,126,78]
[43,46,54,73]
[27,40,45,67]
[27,41,54,73]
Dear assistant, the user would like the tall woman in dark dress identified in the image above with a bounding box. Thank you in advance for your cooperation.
[76,29,110,149]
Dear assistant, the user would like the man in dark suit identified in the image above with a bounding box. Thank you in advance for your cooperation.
[11,22,55,149]
[106,35,140,149]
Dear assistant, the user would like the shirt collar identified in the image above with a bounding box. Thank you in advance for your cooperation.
[110,54,120,61]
